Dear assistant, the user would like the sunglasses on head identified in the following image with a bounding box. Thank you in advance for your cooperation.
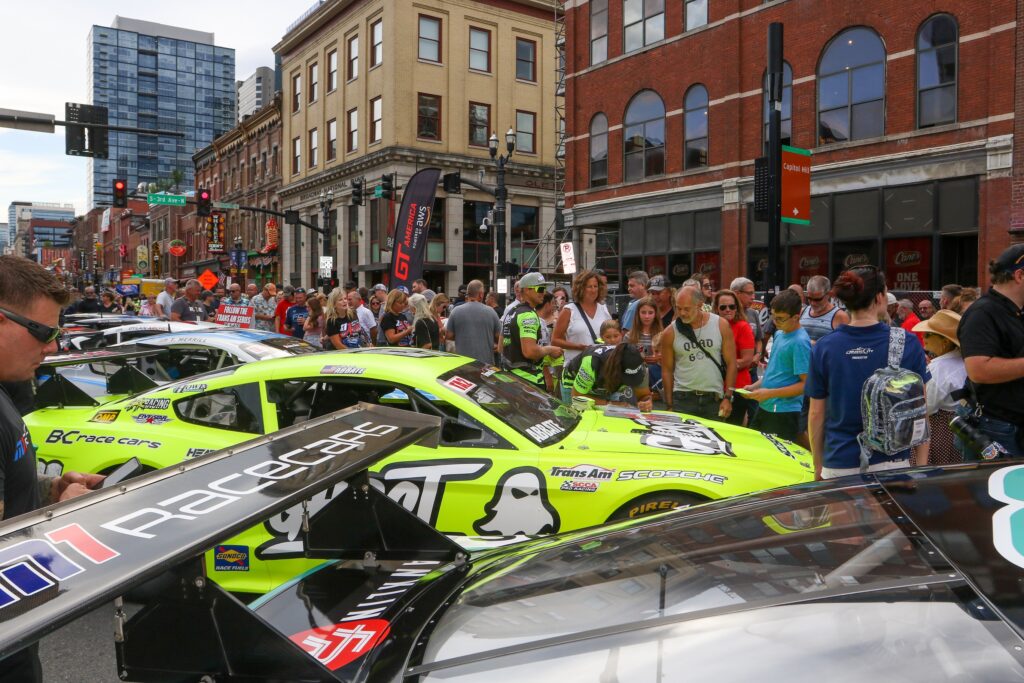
[0,307,61,344]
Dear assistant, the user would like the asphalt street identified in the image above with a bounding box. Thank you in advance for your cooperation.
[40,601,127,682]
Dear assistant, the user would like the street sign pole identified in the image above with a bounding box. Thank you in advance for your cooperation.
[765,22,784,302]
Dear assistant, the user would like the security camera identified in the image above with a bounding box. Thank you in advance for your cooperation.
[479,220,489,235]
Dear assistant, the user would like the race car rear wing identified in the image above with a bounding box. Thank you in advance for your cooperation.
[0,403,452,674]
[35,346,164,407]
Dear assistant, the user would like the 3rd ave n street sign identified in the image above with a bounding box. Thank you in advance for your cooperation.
[147,193,186,206]
[781,145,811,226]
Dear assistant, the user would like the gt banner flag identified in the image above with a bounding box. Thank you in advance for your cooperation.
[388,168,441,290]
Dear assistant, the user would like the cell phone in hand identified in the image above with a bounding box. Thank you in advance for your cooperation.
[97,457,143,489]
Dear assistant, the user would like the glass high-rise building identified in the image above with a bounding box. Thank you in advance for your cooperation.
[86,17,236,209]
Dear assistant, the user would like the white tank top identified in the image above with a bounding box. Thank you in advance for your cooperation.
[672,313,725,396]
[563,302,611,365]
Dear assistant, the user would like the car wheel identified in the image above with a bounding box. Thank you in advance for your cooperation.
[607,491,708,523]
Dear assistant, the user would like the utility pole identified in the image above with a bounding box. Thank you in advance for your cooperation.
[765,22,784,302]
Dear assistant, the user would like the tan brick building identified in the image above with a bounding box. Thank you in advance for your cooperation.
[275,0,562,292]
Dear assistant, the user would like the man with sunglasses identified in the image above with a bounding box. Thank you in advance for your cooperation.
[0,256,105,681]
[501,272,562,388]
[799,276,849,345]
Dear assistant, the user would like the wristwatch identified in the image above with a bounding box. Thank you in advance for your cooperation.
[724,390,735,402]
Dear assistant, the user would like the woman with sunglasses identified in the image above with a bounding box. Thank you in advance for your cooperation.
[714,289,756,426]
[700,278,715,312]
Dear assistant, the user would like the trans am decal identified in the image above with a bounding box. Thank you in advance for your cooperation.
[550,464,615,481]
[630,415,735,457]
[213,544,250,572]
[474,466,560,535]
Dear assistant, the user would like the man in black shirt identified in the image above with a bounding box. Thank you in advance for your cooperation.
[0,256,104,681]
[70,286,100,314]
[958,244,1024,456]
[170,279,208,322]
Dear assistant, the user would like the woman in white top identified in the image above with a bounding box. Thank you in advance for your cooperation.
[912,309,967,465]
[552,269,611,402]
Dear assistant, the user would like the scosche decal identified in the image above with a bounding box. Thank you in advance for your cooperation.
[185,447,215,459]
[443,376,476,393]
[320,365,365,375]
[990,465,1024,570]
[132,414,172,425]
[45,430,162,450]
[124,398,170,413]
[560,480,599,493]
[89,410,120,424]
[172,383,207,394]
[213,544,250,572]
[631,415,735,456]
[474,466,560,535]
[525,419,564,443]
[550,464,615,481]
[617,469,727,485]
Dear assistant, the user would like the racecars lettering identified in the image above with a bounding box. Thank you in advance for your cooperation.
[173,383,207,394]
[617,470,727,485]
[102,421,399,540]
[45,430,162,449]
[474,467,560,535]
[550,464,614,480]
[525,420,563,442]
[632,416,735,457]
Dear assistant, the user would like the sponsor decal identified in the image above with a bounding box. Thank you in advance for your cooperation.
[550,464,615,481]
[845,346,874,359]
[760,432,810,468]
[185,447,215,459]
[560,480,599,493]
[480,366,499,378]
[320,365,366,375]
[172,383,207,394]
[124,398,170,413]
[443,376,476,393]
[89,410,120,424]
[213,544,250,572]
[630,415,735,457]
[132,414,172,425]
[525,419,564,443]
[45,430,161,449]
[989,466,1024,569]
[628,499,684,518]
[617,469,727,485]
[474,466,560,535]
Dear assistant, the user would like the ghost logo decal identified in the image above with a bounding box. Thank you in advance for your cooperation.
[474,466,559,535]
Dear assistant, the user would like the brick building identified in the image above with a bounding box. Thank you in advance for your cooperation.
[564,0,1016,291]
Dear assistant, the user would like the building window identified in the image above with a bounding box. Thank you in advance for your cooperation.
[292,136,301,174]
[419,16,441,63]
[917,14,958,128]
[624,90,665,181]
[469,27,490,72]
[347,108,358,152]
[418,93,441,140]
[685,0,707,31]
[371,19,383,67]
[347,35,359,81]
[516,38,537,81]
[623,0,664,54]
[308,63,318,102]
[510,205,539,268]
[328,50,338,91]
[515,110,536,153]
[818,27,886,144]
[327,119,337,161]
[590,0,608,65]
[309,128,318,168]
[684,84,709,170]
[291,73,301,113]
[763,62,793,149]
[370,96,382,143]
[589,113,608,187]
[469,102,490,147]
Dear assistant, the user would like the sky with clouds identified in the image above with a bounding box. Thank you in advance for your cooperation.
[0,0,312,222]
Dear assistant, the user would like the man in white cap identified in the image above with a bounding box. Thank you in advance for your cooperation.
[155,278,177,319]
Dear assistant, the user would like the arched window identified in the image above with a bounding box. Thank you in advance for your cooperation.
[623,90,665,181]
[818,27,885,144]
[589,113,608,187]
[684,84,708,170]
[763,62,793,149]
[917,14,958,128]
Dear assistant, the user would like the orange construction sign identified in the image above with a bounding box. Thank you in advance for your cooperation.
[197,268,219,291]
[781,145,811,226]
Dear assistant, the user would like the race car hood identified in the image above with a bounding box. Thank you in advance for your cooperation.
[562,405,813,482]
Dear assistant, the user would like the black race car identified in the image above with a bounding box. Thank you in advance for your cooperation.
[2,406,1024,681]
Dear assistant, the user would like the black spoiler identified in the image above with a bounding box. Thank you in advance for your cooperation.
[0,403,444,662]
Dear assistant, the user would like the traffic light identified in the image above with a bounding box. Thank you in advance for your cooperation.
[112,179,128,208]
[197,187,212,217]
[381,173,394,201]
[351,178,364,206]
[443,171,461,194]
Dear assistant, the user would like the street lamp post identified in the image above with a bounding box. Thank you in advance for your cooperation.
[489,128,515,309]
[318,189,334,291]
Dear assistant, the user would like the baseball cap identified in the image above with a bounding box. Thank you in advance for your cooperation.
[647,275,670,291]
[293,287,306,294]
[520,272,547,290]
[912,309,961,347]
[619,344,647,387]
[164,278,177,286]
[371,283,388,292]
[992,244,1024,274]
[397,285,410,294]
[886,292,898,305]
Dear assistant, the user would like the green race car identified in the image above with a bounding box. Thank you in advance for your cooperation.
[25,348,813,594]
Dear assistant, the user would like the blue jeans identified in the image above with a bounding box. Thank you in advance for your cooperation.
[975,415,1024,458]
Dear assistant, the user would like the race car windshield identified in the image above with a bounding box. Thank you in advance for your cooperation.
[437,365,578,446]
[418,484,1024,678]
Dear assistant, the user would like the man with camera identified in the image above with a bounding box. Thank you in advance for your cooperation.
[957,244,1024,456]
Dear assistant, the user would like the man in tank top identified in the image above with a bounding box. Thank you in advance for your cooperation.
[799,275,849,345]
[660,284,736,422]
